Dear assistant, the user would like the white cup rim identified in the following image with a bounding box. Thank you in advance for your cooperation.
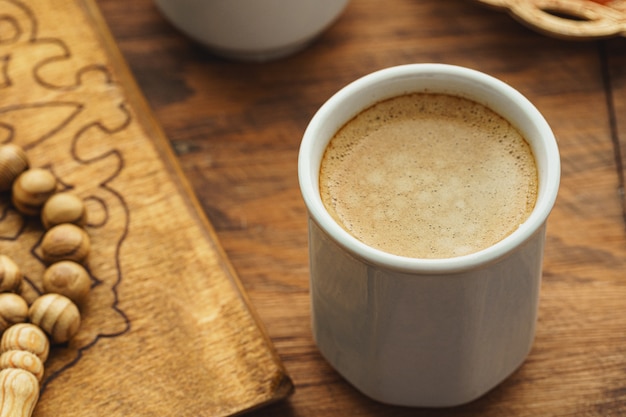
[298,63,560,274]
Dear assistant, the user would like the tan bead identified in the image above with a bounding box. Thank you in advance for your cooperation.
[11,168,57,216]
[0,323,49,363]
[28,294,81,344]
[0,350,44,382]
[40,223,90,265]
[0,255,22,293]
[41,192,87,230]
[0,144,29,192]
[42,261,91,306]
[0,368,39,417]
[0,294,28,333]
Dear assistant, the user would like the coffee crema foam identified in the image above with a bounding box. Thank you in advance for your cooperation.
[319,93,538,259]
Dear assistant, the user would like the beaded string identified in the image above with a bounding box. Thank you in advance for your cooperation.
[0,144,90,417]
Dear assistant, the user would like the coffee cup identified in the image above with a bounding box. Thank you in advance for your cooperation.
[298,64,560,407]
[153,0,350,61]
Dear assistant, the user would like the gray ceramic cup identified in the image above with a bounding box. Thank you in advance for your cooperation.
[154,0,350,61]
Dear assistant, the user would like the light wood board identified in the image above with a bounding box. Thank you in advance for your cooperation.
[474,0,626,39]
[0,0,293,415]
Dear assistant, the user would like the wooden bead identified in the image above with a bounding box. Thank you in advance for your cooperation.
[40,223,90,265]
[0,324,49,363]
[41,192,87,230]
[11,168,57,216]
[42,261,91,306]
[0,294,28,333]
[0,256,22,293]
[28,294,80,344]
[0,351,44,382]
[0,144,29,192]
[0,368,39,417]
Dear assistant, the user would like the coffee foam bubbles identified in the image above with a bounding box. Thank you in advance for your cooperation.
[319,93,538,259]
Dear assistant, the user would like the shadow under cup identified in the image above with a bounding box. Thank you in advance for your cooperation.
[298,64,560,407]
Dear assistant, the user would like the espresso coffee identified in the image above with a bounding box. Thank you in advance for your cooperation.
[319,93,538,259]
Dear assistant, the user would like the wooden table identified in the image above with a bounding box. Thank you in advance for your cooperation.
[97,0,626,415]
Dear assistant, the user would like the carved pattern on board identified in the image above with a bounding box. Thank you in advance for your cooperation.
[0,0,130,391]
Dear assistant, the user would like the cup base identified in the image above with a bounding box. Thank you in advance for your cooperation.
[154,0,349,63]
[198,37,316,62]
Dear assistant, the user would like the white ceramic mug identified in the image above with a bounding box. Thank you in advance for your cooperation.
[298,64,560,407]
[153,0,350,61]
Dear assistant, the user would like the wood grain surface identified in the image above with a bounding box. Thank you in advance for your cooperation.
[99,0,626,416]
[0,0,292,416]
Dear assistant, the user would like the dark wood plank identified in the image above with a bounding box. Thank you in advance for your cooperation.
[605,39,626,223]
[98,0,626,415]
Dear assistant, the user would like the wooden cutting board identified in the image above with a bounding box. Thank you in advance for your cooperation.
[0,0,293,415]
